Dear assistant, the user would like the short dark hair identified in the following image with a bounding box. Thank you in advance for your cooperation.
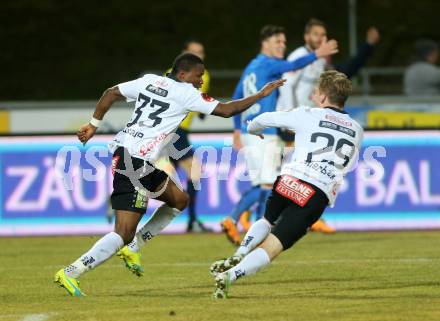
[183,38,203,51]
[305,18,326,34]
[260,25,285,42]
[413,39,439,62]
[171,53,204,75]
[318,70,352,107]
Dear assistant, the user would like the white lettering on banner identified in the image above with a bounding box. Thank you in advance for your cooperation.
[5,158,114,212]
[55,146,81,191]
[228,165,246,203]
[38,157,73,210]
[218,146,233,181]
[193,146,217,191]
[84,147,108,181]
[420,161,440,204]
[360,146,386,181]
[5,166,40,211]
[203,164,220,207]
[385,161,420,205]
[356,161,386,206]
[356,160,440,206]
[72,165,107,210]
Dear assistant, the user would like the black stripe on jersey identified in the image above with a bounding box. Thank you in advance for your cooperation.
[319,120,356,137]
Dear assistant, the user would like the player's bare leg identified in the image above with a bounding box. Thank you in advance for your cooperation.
[118,178,188,276]
[55,209,142,296]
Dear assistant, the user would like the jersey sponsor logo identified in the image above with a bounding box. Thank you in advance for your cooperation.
[319,121,356,138]
[111,155,120,175]
[275,175,316,207]
[201,93,214,102]
[146,84,168,97]
[325,114,352,127]
[139,133,167,157]
[122,127,144,139]
[154,78,169,88]
[305,161,337,180]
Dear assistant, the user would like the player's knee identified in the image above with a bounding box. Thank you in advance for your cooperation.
[279,231,305,251]
[259,233,284,260]
[169,191,189,211]
[177,192,190,210]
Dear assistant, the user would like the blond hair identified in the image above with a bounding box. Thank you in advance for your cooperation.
[318,70,352,107]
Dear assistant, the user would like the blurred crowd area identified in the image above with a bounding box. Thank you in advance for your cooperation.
[2,0,440,99]
[1,0,440,133]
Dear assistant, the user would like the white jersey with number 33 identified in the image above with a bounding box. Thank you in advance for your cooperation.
[108,74,219,162]
[248,106,363,206]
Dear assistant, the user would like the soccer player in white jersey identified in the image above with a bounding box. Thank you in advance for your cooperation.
[276,18,379,234]
[277,18,380,109]
[211,70,363,299]
[54,53,285,296]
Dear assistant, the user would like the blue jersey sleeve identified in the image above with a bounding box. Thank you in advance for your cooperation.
[233,114,241,130]
[232,79,244,130]
[266,52,317,75]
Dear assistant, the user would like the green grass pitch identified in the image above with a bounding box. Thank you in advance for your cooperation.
[1,231,439,321]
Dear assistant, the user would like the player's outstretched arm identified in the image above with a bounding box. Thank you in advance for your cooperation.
[77,86,125,145]
[248,111,295,139]
[269,39,338,75]
[211,79,286,118]
[315,38,339,58]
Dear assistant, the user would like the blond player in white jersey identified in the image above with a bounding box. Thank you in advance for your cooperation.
[276,19,378,234]
[211,70,363,299]
[54,53,285,297]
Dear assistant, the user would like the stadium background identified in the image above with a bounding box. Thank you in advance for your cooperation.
[0,0,439,236]
[1,2,440,321]
[2,0,440,99]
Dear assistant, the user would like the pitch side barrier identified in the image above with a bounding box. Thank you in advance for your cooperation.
[0,130,439,236]
[0,96,440,134]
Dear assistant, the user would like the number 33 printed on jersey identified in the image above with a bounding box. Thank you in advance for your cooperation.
[126,93,170,128]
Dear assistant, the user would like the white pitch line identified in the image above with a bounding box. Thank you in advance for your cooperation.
[0,257,438,273]
[19,314,49,321]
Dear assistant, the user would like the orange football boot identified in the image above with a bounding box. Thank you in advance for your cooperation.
[220,217,241,245]
[239,210,252,232]
[310,219,336,234]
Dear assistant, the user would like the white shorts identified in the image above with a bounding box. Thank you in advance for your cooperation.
[241,133,281,186]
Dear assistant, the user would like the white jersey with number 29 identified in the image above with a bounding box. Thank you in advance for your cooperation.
[248,106,363,206]
[108,74,219,162]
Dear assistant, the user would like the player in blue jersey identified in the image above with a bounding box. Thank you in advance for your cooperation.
[221,25,338,244]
